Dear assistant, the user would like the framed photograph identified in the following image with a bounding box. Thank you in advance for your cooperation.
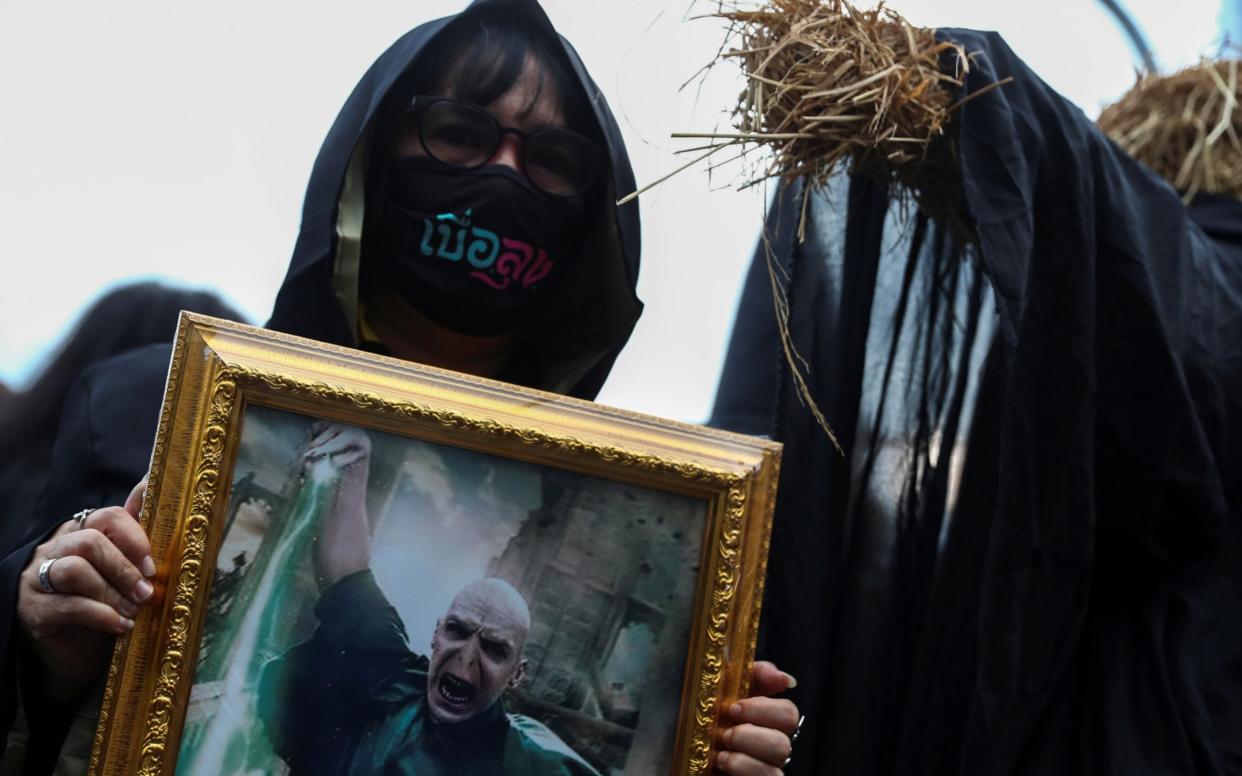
[87,314,781,776]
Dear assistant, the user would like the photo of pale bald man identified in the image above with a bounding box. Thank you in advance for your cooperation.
[256,424,600,775]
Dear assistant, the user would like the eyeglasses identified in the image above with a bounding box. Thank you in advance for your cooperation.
[403,96,603,197]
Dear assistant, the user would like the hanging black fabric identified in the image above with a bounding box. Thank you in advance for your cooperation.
[712,29,1242,774]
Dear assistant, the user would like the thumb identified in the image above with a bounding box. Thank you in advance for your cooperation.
[749,660,797,697]
[124,474,150,520]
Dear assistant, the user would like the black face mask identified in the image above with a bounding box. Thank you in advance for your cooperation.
[366,156,586,336]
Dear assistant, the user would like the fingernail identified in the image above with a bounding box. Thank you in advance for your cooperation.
[722,727,734,746]
[119,601,138,618]
[716,751,731,767]
[134,579,154,602]
[141,556,156,577]
[783,671,798,689]
[729,702,743,720]
[119,617,136,632]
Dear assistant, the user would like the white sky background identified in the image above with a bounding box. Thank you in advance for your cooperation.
[0,0,1229,423]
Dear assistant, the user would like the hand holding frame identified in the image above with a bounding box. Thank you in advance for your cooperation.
[16,477,156,706]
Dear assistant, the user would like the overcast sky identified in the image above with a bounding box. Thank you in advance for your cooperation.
[0,0,1228,422]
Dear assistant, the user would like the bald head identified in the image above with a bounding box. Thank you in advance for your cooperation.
[427,578,532,723]
[447,578,531,644]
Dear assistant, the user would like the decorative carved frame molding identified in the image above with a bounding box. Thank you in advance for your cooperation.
[89,314,781,776]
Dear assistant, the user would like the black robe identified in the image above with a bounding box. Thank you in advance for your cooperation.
[0,0,643,766]
[712,29,1242,775]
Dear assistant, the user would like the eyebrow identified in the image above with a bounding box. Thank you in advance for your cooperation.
[480,635,513,652]
[444,615,518,648]
[445,614,479,631]
[509,100,566,131]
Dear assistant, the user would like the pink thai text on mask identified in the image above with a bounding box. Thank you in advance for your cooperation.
[418,210,554,291]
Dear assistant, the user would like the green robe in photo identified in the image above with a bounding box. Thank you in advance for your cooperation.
[258,571,600,776]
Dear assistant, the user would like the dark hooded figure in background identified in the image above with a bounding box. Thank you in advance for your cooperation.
[0,283,244,552]
[0,2,799,774]
[712,28,1242,776]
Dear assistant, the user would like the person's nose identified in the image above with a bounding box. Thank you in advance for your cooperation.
[456,636,482,677]
[487,131,524,173]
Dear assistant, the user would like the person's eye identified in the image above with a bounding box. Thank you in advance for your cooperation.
[481,640,509,661]
[445,622,469,639]
[527,145,575,176]
[428,121,488,150]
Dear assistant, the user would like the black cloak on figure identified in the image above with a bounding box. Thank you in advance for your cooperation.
[712,29,1242,775]
[0,0,642,768]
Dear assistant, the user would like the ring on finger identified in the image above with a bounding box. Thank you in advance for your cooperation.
[781,715,803,770]
[72,508,97,530]
[38,558,59,594]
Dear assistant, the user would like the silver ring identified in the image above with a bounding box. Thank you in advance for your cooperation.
[38,558,59,594]
[781,714,804,770]
[72,508,95,530]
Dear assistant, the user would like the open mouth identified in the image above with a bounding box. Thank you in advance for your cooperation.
[438,672,476,708]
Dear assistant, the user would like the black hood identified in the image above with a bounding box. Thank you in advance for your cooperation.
[266,0,643,400]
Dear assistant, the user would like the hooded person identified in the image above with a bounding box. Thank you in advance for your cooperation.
[711,28,1242,776]
[0,2,799,774]
[0,284,246,554]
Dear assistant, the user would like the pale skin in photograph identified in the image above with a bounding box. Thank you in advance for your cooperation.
[425,579,532,725]
[15,47,800,776]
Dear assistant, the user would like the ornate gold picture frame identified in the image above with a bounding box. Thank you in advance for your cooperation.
[88,313,781,776]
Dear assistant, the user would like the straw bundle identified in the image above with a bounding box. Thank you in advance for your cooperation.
[621,0,1013,221]
[695,1,979,453]
[709,0,972,204]
[621,1,1013,451]
[1098,60,1242,201]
